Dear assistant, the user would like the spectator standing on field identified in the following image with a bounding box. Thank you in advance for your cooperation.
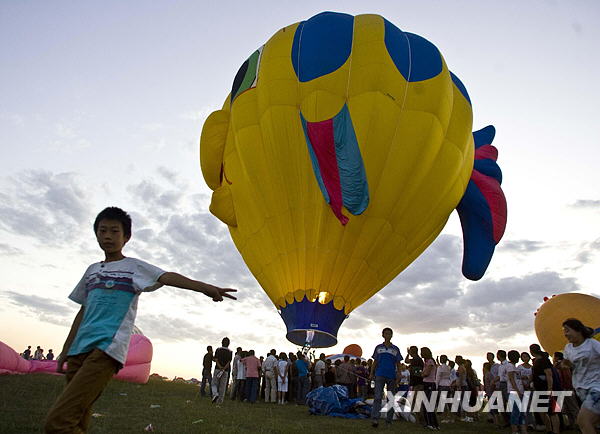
[242,350,261,403]
[561,318,600,434]
[200,345,213,397]
[230,347,242,399]
[22,346,32,360]
[313,353,326,389]
[295,352,310,404]
[212,338,233,404]
[337,355,354,395]
[263,349,278,403]
[370,327,403,428]
[276,352,289,404]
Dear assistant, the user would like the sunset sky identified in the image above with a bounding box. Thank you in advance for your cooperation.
[1,1,599,379]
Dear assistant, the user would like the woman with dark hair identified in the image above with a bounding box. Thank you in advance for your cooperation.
[420,347,439,430]
[464,359,481,421]
[506,350,527,434]
[530,344,560,434]
[518,352,536,428]
[561,318,600,434]
[276,352,289,404]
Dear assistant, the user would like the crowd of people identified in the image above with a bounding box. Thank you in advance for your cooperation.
[20,345,55,361]
[199,319,599,433]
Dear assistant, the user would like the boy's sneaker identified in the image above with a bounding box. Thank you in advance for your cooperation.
[212,395,219,404]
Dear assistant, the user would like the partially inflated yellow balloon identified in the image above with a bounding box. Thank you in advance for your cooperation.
[534,293,600,355]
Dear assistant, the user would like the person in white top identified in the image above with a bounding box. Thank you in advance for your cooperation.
[436,355,453,423]
[276,352,290,404]
[506,350,527,434]
[561,318,600,434]
[313,353,326,389]
[263,349,278,403]
[234,351,247,401]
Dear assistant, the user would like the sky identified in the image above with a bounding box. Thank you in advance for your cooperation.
[1,1,599,380]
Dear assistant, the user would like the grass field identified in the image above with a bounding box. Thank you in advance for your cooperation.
[1,374,508,433]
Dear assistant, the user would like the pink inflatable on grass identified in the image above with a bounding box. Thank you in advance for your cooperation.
[0,334,153,384]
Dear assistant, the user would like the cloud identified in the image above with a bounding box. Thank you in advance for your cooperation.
[570,200,600,209]
[1,290,76,327]
[347,255,579,343]
[0,170,92,245]
[573,237,600,265]
[0,111,25,127]
[0,242,23,255]
[499,240,547,253]
[180,107,214,124]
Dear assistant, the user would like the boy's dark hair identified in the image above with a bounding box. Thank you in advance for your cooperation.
[440,355,448,363]
[207,345,212,351]
[562,318,594,339]
[94,207,132,238]
[496,350,507,359]
[382,327,393,335]
[507,350,520,363]
[222,337,230,347]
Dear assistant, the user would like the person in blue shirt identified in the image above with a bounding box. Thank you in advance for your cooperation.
[295,352,310,404]
[370,327,403,428]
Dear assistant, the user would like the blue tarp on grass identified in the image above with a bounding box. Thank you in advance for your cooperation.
[306,385,372,419]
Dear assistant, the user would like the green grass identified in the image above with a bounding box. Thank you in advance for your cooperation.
[1,374,497,433]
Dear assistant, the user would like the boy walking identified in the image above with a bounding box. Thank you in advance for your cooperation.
[370,327,403,428]
[45,207,236,433]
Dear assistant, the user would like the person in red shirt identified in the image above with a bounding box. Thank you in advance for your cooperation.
[242,350,262,403]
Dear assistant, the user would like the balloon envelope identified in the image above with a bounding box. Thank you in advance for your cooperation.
[0,334,153,384]
[343,344,363,358]
[534,293,600,355]
[201,11,504,347]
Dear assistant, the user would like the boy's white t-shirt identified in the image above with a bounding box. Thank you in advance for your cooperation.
[68,258,165,365]
[505,363,524,394]
[563,338,600,391]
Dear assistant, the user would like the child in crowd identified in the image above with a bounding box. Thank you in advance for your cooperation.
[45,207,236,433]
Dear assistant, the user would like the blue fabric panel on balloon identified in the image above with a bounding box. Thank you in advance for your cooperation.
[450,71,471,105]
[333,105,369,215]
[300,113,330,203]
[474,159,503,183]
[473,125,496,149]
[291,12,354,82]
[383,19,410,80]
[404,33,443,81]
[383,19,442,82]
[280,298,347,346]
[456,180,495,280]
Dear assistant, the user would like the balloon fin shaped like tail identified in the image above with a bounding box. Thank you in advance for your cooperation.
[456,125,507,280]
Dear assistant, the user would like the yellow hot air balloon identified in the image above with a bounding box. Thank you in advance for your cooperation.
[534,293,600,355]
[200,12,506,347]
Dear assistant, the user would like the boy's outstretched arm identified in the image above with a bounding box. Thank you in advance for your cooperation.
[56,306,85,373]
[158,272,237,301]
